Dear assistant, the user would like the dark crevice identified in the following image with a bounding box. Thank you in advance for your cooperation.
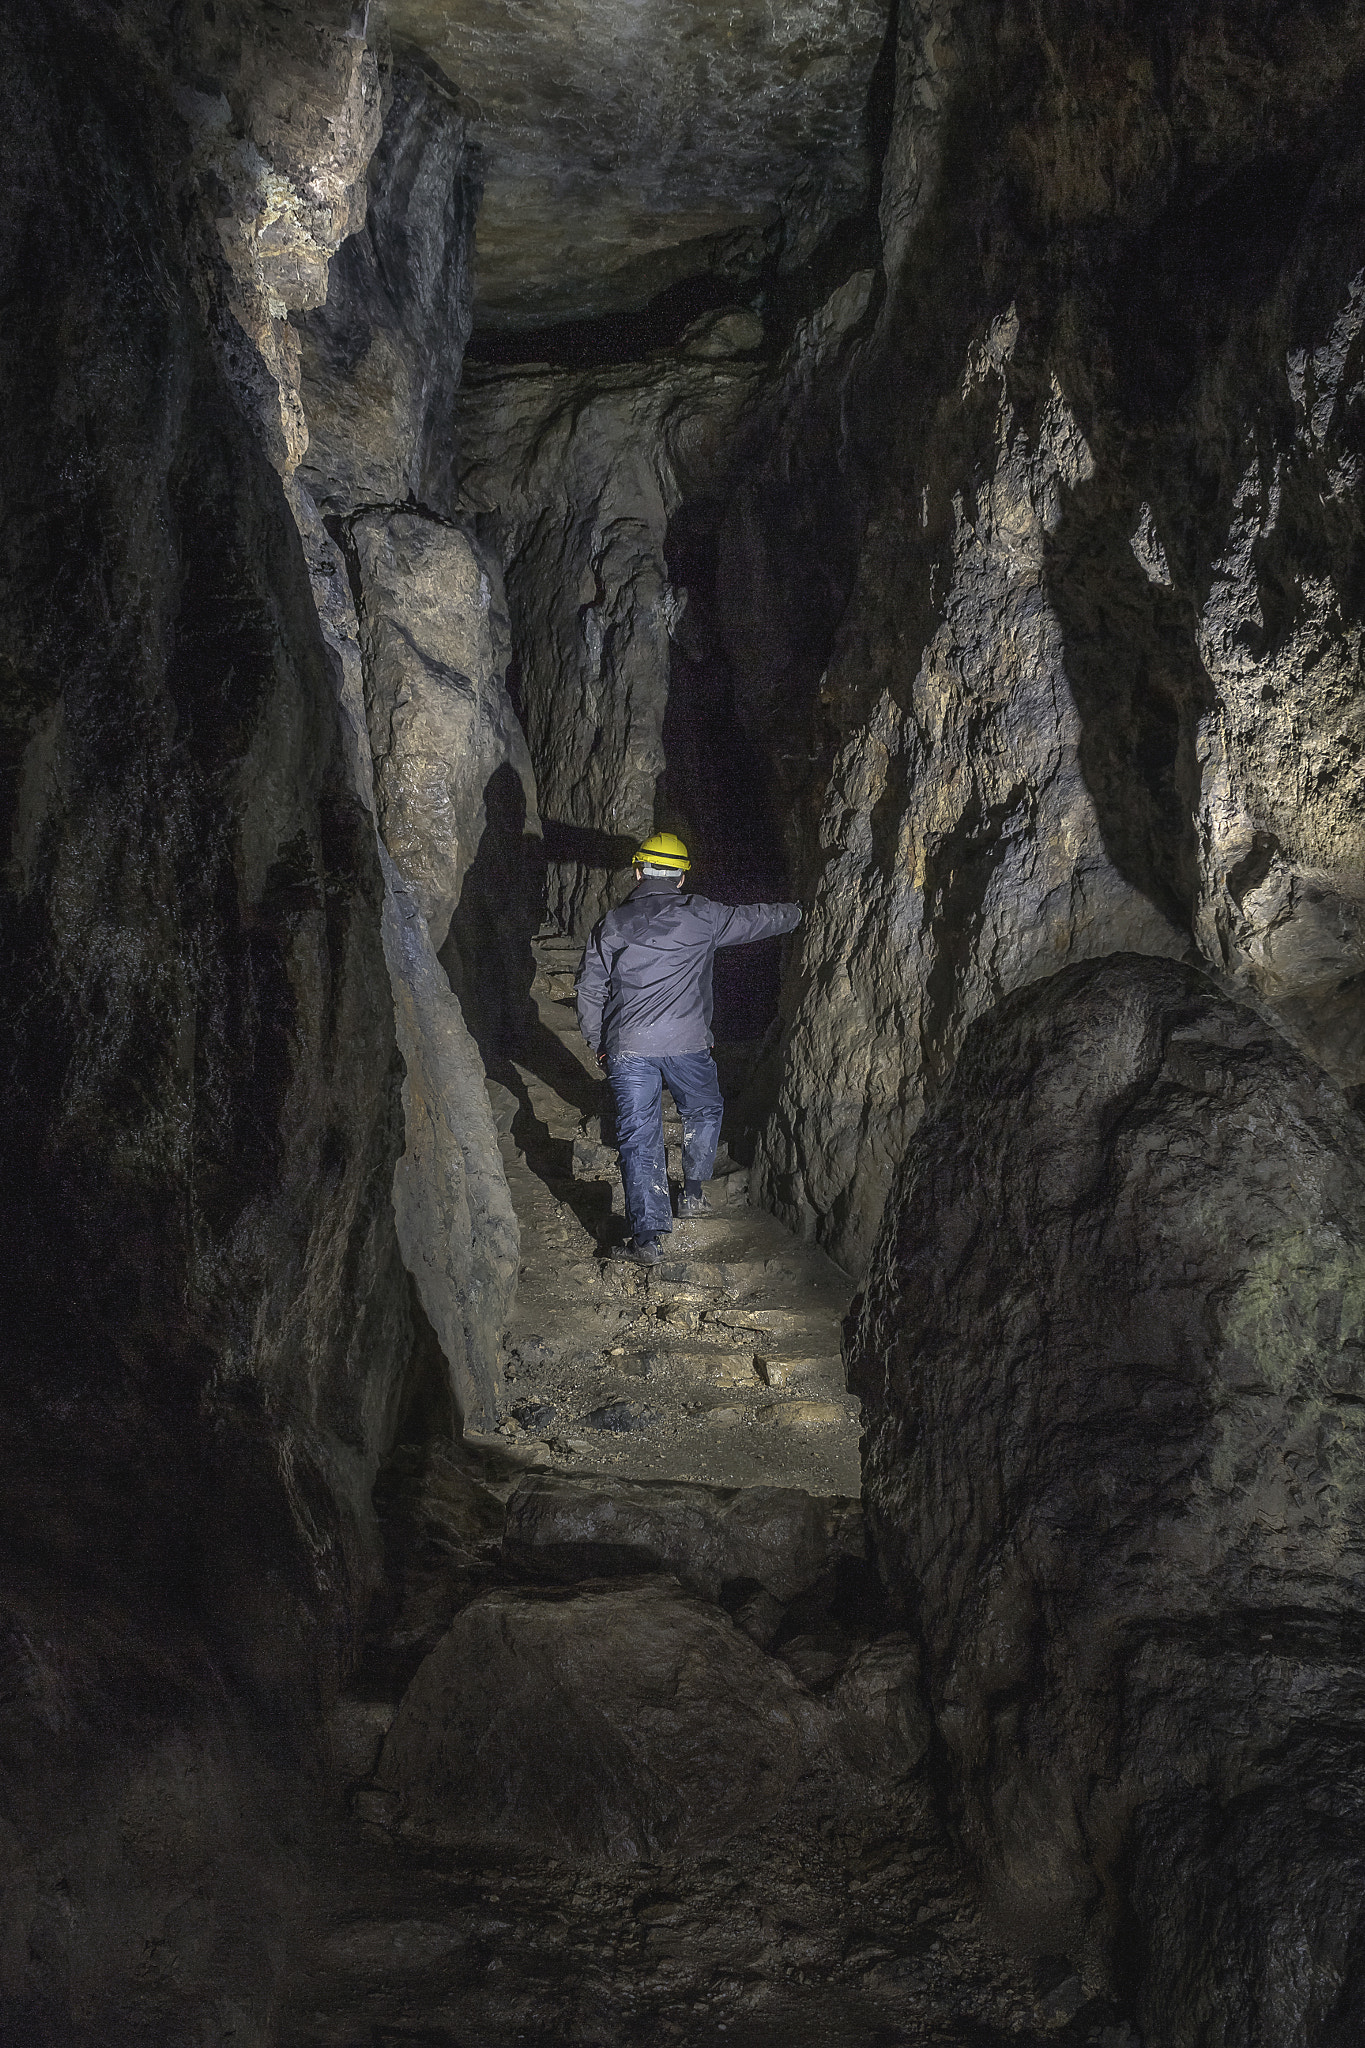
[659,498,794,1046]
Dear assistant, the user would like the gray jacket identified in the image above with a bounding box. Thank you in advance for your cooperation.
[576,876,801,1056]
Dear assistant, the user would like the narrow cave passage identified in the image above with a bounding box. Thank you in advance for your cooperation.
[7,2,1365,2044]
[657,498,794,1049]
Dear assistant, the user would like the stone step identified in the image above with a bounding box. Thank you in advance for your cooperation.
[633,1348,760,1387]
[537,970,578,1000]
[501,1470,863,1600]
[754,1354,844,1389]
[703,1305,842,1342]
[755,1395,861,1430]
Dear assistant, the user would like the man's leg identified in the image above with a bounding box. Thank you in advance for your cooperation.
[659,1051,724,1199]
[607,1055,672,1243]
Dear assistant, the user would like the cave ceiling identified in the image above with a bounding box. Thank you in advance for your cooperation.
[387,0,889,330]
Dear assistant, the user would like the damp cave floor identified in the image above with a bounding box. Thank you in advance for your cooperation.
[275,938,1137,2048]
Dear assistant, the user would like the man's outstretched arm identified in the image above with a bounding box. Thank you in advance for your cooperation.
[710,899,802,948]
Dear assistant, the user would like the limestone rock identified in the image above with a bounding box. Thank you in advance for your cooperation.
[352,510,538,946]
[714,3,1365,1273]
[502,1471,864,1601]
[299,52,480,514]
[830,1635,931,1778]
[388,0,889,328]
[374,1579,836,1860]
[291,495,528,1433]
[848,952,1365,2035]
[0,5,405,2033]
[172,0,384,473]
[456,356,759,930]
[382,855,519,1434]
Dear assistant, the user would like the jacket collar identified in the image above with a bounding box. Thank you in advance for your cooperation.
[630,875,685,898]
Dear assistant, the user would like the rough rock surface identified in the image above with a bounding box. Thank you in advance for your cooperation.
[456,351,760,931]
[0,4,405,2036]
[352,511,536,946]
[700,0,1365,1272]
[389,0,890,328]
[848,952,1365,2040]
[172,0,383,474]
[340,510,539,1424]
[502,1472,864,1602]
[374,1577,837,1861]
[299,49,480,513]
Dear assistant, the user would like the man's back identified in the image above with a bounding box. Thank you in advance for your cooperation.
[577,875,800,1057]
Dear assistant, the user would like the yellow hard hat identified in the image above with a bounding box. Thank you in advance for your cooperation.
[634,830,690,871]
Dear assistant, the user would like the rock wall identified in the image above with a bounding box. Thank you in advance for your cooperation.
[0,1,532,2034]
[298,47,481,514]
[710,0,1365,1272]
[350,510,533,1426]
[296,52,535,1430]
[0,3,409,2037]
[847,953,1365,2041]
[455,333,762,933]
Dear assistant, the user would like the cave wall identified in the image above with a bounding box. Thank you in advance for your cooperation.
[708,0,1365,1273]
[848,953,1365,2040]
[296,51,536,1429]
[298,45,481,516]
[455,327,762,934]
[0,3,522,2034]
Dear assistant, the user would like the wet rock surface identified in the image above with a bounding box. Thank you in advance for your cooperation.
[850,952,1365,2039]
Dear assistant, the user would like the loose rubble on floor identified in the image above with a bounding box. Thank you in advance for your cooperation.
[284,941,1144,2046]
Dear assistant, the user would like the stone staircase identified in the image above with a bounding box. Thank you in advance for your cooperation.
[276,933,1123,2048]
[474,932,863,1498]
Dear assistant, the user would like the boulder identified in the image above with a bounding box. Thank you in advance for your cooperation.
[849,953,1365,2040]
[373,1579,835,1860]
[502,1471,864,1602]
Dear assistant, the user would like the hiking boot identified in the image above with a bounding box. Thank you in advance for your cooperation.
[611,1234,665,1266]
[677,1189,713,1219]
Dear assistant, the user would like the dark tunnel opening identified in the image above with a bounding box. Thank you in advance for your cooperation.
[657,498,794,1047]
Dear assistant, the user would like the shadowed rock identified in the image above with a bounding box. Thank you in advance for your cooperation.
[374,1578,837,1860]
[849,951,1365,2040]
[503,1472,864,1601]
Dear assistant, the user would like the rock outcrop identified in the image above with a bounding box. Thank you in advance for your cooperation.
[456,344,761,931]
[389,0,891,329]
[0,3,407,2034]
[293,47,535,1431]
[374,1577,840,1862]
[697,0,1365,1273]
[848,952,1365,2040]
[350,511,534,1425]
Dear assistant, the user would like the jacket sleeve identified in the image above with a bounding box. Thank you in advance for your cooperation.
[709,900,802,948]
[575,926,609,1051]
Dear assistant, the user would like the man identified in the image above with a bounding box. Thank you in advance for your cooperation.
[575,831,801,1265]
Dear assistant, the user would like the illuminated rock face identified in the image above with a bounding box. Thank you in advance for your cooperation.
[388,0,890,329]
[849,952,1365,2042]
[711,1,1365,1274]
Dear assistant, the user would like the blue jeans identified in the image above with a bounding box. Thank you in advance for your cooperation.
[607,1051,724,1240]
